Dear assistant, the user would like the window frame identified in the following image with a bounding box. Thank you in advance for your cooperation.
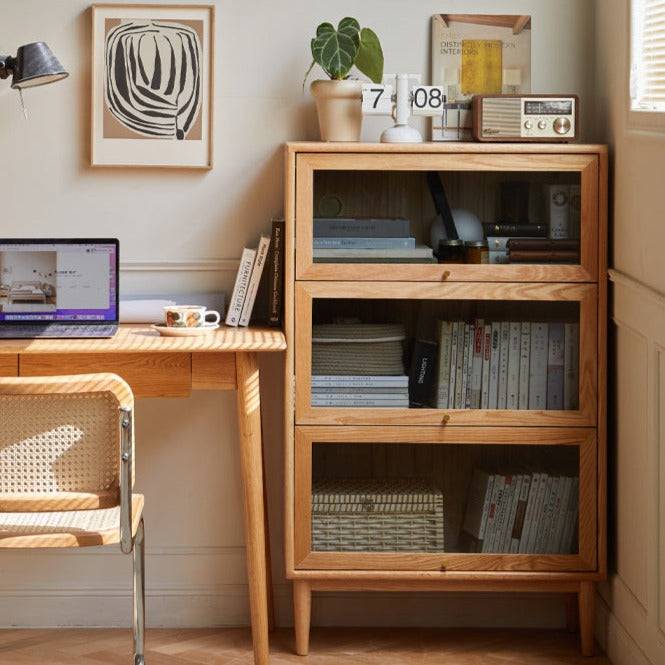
[629,0,665,131]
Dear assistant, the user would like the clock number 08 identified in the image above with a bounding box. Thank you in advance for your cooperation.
[411,86,445,115]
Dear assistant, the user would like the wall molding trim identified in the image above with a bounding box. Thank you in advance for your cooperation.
[597,590,654,665]
[120,259,240,273]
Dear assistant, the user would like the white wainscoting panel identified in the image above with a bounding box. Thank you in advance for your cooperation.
[598,270,665,665]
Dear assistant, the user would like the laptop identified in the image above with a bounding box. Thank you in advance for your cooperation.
[0,239,119,338]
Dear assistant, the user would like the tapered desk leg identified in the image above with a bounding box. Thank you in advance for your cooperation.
[260,411,276,632]
[236,352,270,665]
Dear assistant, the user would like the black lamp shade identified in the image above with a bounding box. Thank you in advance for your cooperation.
[11,42,68,89]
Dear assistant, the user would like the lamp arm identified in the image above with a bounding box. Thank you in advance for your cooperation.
[0,55,14,79]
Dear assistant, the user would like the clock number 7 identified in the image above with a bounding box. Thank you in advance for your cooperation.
[369,87,384,109]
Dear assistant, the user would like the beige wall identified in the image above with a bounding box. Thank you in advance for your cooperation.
[594,1,665,664]
[0,0,595,628]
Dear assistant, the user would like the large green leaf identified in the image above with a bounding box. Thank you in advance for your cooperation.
[355,27,384,84]
[310,17,360,79]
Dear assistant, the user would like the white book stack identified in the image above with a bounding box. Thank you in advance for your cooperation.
[435,319,580,411]
[462,468,580,554]
[311,323,408,407]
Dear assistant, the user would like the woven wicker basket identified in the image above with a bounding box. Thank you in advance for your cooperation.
[312,479,444,552]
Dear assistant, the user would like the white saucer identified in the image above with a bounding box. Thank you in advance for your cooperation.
[151,324,219,337]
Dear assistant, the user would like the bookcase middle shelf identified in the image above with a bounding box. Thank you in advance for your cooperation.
[294,280,597,427]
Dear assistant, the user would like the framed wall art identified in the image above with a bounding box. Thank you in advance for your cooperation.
[91,4,214,168]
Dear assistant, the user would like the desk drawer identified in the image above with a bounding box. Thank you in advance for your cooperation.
[20,353,191,398]
[0,355,18,377]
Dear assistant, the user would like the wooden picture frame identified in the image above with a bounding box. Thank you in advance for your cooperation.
[91,3,215,169]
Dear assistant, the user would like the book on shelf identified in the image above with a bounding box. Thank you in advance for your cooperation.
[436,321,455,408]
[564,323,580,410]
[313,245,435,261]
[508,250,580,263]
[569,185,581,240]
[461,323,473,409]
[547,323,565,410]
[488,322,501,409]
[409,339,438,407]
[469,319,485,409]
[480,323,492,409]
[518,322,531,410]
[507,239,580,252]
[313,237,416,249]
[239,235,270,327]
[497,321,510,409]
[311,375,409,388]
[510,474,532,552]
[225,247,256,327]
[268,218,285,327]
[461,469,495,543]
[483,223,547,238]
[528,322,548,409]
[481,475,505,553]
[506,322,521,410]
[464,469,579,554]
[311,397,409,407]
[313,217,411,238]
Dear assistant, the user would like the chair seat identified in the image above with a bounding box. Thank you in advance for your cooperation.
[0,494,144,548]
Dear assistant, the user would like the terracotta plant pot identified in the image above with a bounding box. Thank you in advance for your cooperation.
[311,79,363,142]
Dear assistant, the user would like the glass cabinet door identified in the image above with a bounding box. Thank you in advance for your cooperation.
[294,426,597,572]
[295,153,598,282]
[294,281,597,427]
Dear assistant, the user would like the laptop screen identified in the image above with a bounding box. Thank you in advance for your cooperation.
[0,240,118,323]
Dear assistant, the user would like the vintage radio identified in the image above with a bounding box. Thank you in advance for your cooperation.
[472,94,579,142]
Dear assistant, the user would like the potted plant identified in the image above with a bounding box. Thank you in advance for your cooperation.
[304,17,384,142]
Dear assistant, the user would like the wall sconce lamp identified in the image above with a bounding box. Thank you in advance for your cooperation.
[0,42,68,89]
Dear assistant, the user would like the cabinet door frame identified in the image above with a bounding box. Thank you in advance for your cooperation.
[295,280,597,427]
[295,152,599,283]
[294,425,597,573]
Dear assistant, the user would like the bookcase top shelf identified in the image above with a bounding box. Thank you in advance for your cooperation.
[286,142,607,155]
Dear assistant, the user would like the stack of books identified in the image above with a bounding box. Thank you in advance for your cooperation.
[313,217,436,264]
[506,238,580,264]
[311,323,408,407]
[435,319,580,410]
[461,468,579,554]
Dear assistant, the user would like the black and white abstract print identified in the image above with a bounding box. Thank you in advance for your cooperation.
[105,20,202,140]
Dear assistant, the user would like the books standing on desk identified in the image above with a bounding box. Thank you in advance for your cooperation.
[227,236,270,327]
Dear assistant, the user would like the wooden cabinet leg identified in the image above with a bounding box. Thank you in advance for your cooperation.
[579,581,595,656]
[565,593,579,633]
[236,352,270,665]
[293,581,311,656]
[260,410,276,632]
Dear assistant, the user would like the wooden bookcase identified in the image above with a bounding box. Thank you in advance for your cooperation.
[283,142,607,656]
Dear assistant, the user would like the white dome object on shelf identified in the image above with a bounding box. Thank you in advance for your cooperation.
[429,208,484,249]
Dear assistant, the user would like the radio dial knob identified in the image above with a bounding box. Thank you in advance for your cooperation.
[537,120,547,130]
[524,120,533,129]
[554,117,572,134]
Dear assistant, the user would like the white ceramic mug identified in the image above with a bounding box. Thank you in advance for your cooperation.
[164,305,221,328]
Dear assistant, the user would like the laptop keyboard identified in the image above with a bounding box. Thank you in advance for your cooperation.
[0,324,118,339]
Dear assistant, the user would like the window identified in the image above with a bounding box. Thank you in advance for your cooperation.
[631,0,665,112]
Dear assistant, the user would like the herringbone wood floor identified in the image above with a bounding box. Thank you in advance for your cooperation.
[0,628,611,664]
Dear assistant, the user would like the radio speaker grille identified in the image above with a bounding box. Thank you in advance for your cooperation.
[481,98,522,137]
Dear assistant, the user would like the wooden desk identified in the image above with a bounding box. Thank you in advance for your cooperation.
[0,324,286,665]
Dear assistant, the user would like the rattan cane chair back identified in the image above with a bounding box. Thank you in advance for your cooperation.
[0,374,134,512]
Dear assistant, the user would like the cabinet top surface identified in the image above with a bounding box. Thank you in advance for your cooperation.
[0,324,287,354]
[286,141,607,155]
